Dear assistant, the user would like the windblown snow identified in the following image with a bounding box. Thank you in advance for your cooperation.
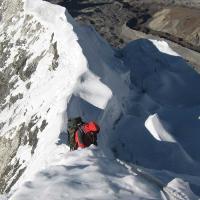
[0,0,200,199]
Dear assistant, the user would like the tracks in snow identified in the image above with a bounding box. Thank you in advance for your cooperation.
[117,159,190,200]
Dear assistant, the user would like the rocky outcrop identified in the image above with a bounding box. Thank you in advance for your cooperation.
[0,0,58,193]
[0,123,26,193]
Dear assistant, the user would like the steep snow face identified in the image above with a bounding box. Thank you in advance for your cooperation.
[0,0,200,199]
[91,38,200,178]
[61,27,200,200]
[0,0,111,193]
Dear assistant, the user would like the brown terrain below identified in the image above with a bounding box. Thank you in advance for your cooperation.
[46,0,200,71]
[147,7,200,49]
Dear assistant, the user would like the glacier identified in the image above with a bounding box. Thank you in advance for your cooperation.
[0,0,200,199]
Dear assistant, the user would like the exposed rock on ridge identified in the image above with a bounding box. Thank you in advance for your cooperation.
[0,0,62,193]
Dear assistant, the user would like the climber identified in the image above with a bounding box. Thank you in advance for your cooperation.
[67,117,100,151]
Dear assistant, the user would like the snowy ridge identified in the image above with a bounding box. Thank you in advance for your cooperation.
[0,0,111,194]
[9,147,163,200]
[9,0,112,189]
[0,0,200,199]
[25,0,112,109]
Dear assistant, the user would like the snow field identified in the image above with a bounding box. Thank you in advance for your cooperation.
[10,146,163,200]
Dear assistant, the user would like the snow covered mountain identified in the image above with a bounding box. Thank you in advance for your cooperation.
[0,0,200,199]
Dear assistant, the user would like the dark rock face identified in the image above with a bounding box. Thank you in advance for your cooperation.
[0,123,26,193]
[0,0,61,194]
[0,116,45,193]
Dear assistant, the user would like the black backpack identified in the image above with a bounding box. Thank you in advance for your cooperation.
[67,117,83,151]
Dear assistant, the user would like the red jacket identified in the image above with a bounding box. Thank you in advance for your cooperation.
[75,121,100,149]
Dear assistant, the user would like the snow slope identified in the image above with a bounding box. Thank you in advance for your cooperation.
[0,0,200,199]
